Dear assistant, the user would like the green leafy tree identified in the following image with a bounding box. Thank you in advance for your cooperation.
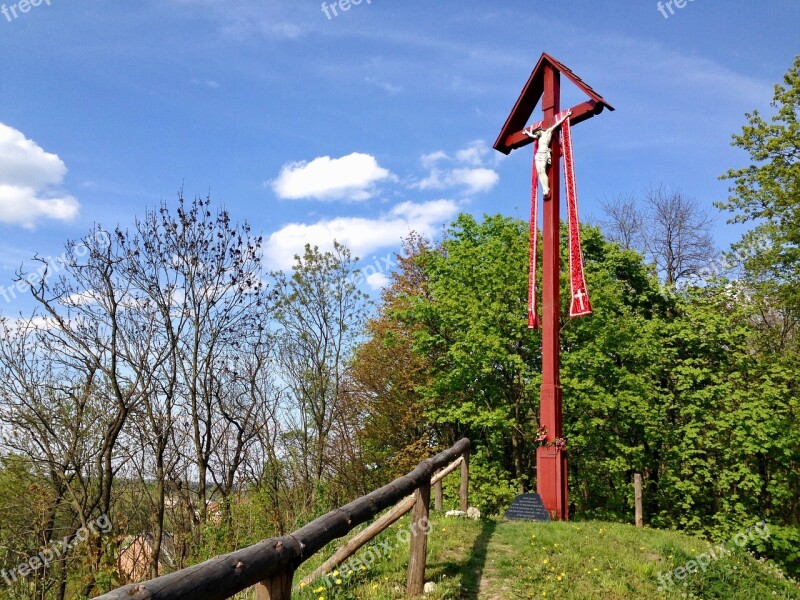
[351,233,434,484]
[383,214,676,514]
[718,55,800,313]
[559,226,672,519]
[274,242,370,513]
[712,56,800,572]
[409,214,541,510]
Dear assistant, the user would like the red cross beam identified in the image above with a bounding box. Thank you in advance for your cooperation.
[493,53,614,155]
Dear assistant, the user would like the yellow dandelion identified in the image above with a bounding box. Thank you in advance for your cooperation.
[300,581,307,588]
[372,584,379,590]
[333,571,339,577]
[543,558,549,564]
[335,579,342,585]
[313,586,325,593]
[360,565,367,571]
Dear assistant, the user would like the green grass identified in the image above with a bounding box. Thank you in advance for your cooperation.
[290,515,800,600]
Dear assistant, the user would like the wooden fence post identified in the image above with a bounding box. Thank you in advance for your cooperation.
[433,470,443,511]
[255,569,294,600]
[460,449,470,512]
[634,473,643,528]
[406,479,431,596]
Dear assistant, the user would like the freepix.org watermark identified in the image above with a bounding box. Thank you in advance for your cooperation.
[656,0,697,19]
[1,514,112,586]
[300,515,433,593]
[1,0,51,23]
[678,233,772,289]
[321,0,372,21]
[349,252,395,289]
[0,230,111,304]
[656,521,770,591]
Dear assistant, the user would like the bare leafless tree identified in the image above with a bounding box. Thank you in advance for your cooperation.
[0,227,150,598]
[118,196,274,570]
[642,186,716,285]
[0,196,379,590]
[600,185,717,286]
[600,194,643,250]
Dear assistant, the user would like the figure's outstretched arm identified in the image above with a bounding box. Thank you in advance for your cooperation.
[522,125,540,139]
[544,110,572,134]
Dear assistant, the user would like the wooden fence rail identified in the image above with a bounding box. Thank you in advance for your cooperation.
[95,438,470,600]
[299,454,466,587]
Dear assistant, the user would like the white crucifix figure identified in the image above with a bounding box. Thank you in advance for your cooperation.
[522,110,571,196]
[573,288,587,311]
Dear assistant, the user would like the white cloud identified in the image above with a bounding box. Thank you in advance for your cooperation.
[64,291,100,307]
[415,140,499,195]
[264,199,458,269]
[0,123,79,229]
[420,150,449,169]
[455,140,491,166]
[366,272,390,290]
[416,167,499,195]
[270,152,393,201]
[1,315,57,332]
[190,78,220,89]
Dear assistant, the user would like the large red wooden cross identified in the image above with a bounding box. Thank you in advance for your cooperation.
[493,53,613,520]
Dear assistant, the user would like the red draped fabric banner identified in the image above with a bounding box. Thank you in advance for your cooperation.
[527,112,592,329]
[528,138,540,329]
[561,116,592,318]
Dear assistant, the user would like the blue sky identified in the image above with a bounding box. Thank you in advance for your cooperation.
[0,0,798,308]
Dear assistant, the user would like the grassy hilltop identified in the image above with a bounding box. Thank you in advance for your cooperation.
[293,516,800,600]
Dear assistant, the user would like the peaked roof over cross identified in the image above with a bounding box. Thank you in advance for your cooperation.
[493,52,615,155]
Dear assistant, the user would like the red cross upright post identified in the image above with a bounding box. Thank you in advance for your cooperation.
[493,53,613,521]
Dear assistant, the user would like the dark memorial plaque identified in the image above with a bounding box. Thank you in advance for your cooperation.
[504,493,551,521]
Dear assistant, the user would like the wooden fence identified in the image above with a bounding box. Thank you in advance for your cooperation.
[95,438,471,600]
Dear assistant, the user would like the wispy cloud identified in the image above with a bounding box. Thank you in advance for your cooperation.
[364,77,404,95]
[576,32,772,106]
[416,167,499,195]
[169,0,307,40]
[414,140,499,195]
[189,78,220,89]
[455,140,492,166]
